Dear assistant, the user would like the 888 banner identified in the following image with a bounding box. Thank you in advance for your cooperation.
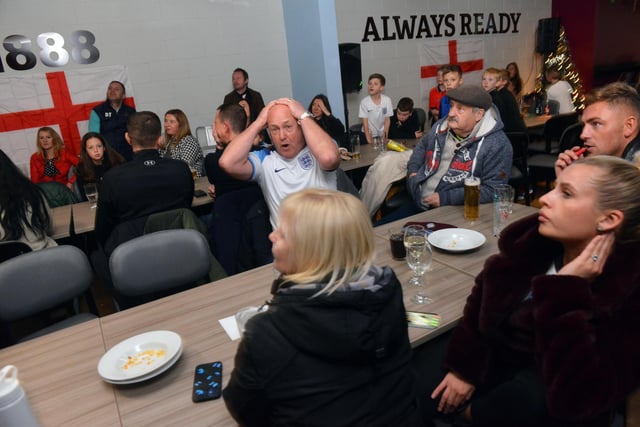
[1,30,99,71]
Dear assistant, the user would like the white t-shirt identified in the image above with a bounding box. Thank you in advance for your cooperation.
[546,80,575,114]
[249,147,337,228]
[359,95,393,137]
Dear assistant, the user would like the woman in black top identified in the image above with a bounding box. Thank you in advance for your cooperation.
[308,94,346,146]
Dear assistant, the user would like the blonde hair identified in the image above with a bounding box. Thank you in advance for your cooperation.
[35,127,65,158]
[277,189,375,295]
[576,155,640,242]
[483,67,500,78]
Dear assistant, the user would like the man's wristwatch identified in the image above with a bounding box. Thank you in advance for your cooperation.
[298,111,313,124]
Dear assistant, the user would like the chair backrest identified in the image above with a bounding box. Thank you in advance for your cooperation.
[544,112,579,141]
[37,182,78,207]
[109,229,211,297]
[505,132,529,176]
[0,246,92,321]
[542,112,579,153]
[0,241,32,263]
[558,122,584,152]
[413,108,427,132]
[196,126,216,147]
[546,99,560,115]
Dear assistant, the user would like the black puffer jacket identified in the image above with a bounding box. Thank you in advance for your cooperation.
[223,265,421,427]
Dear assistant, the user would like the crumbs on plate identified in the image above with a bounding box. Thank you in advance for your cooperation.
[122,349,166,370]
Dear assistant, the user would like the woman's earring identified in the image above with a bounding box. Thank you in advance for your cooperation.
[596,225,604,232]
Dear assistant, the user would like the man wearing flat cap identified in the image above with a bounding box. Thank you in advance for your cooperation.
[405,84,512,211]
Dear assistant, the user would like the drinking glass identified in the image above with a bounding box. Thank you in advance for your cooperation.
[404,225,432,304]
[464,176,481,222]
[84,183,98,208]
[350,134,361,160]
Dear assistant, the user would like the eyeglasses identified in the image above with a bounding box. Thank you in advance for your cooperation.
[268,124,297,135]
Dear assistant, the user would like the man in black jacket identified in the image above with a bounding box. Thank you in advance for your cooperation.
[95,111,194,254]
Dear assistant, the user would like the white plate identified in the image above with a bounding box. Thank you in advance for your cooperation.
[428,228,486,252]
[101,344,183,385]
[98,330,182,382]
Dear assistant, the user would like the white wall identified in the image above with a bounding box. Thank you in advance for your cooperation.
[335,0,552,126]
[0,0,292,166]
[0,0,551,166]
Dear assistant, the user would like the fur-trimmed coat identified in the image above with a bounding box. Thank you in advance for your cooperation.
[445,214,640,426]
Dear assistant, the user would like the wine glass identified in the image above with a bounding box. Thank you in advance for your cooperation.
[84,183,98,209]
[404,225,433,304]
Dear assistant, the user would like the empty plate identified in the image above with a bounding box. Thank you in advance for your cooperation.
[428,228,486,252]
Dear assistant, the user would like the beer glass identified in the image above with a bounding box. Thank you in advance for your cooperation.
[464,176,481,222]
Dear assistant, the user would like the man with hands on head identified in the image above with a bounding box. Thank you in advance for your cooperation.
[219,97,340,228]
[554,82,640,176]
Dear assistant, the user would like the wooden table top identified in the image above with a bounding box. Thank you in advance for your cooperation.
[524,114,551,130]
[0,319,120,427]
[8,199,538,426]
[340,139,418,172]
[374,203,537,277]
[53,177,213,239]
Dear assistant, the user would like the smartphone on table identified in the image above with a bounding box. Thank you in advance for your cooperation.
[192,361,223,402]
[406,311,440,329]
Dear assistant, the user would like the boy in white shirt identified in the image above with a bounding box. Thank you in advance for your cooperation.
[359,73,393,144]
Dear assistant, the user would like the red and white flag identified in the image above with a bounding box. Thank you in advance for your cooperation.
[419,39,485,109]
[0,65,135,171]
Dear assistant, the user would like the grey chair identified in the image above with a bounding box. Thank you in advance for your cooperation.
[0,245,96,343]
[109,229,212,308]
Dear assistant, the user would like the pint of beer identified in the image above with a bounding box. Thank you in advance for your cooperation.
[464,177,481,221]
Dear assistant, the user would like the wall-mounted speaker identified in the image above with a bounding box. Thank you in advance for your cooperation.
[536,17,561,54]
[338,43,362,93]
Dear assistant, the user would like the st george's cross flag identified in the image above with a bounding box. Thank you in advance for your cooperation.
[419,39,485,111]
[0,64,135,173]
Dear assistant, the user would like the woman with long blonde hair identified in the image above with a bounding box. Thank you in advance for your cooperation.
[224,188,421,426]
[29,127,78,188]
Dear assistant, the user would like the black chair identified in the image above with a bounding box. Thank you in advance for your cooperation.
[528,112,580,155]
[505,132,531,205]
[0,241,32,263]
[528,122,584,195]
[414,108,427,132]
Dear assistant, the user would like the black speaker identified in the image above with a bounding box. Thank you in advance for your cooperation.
[536,17,561,54]
[339,43,362,93]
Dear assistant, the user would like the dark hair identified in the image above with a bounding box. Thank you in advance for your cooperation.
[368,73,386,86]
[233,68,249,80]
[308,94,333,114]
[76,132,125,183]
[396,97,414,112]
[217,103,248,134]
[0,150,51,241]
[443,64,463,77]
[127,111,161,148]
[109,80,126,93]
[506,62,523,95]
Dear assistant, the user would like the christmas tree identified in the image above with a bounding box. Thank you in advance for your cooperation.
[535,27,586,110]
